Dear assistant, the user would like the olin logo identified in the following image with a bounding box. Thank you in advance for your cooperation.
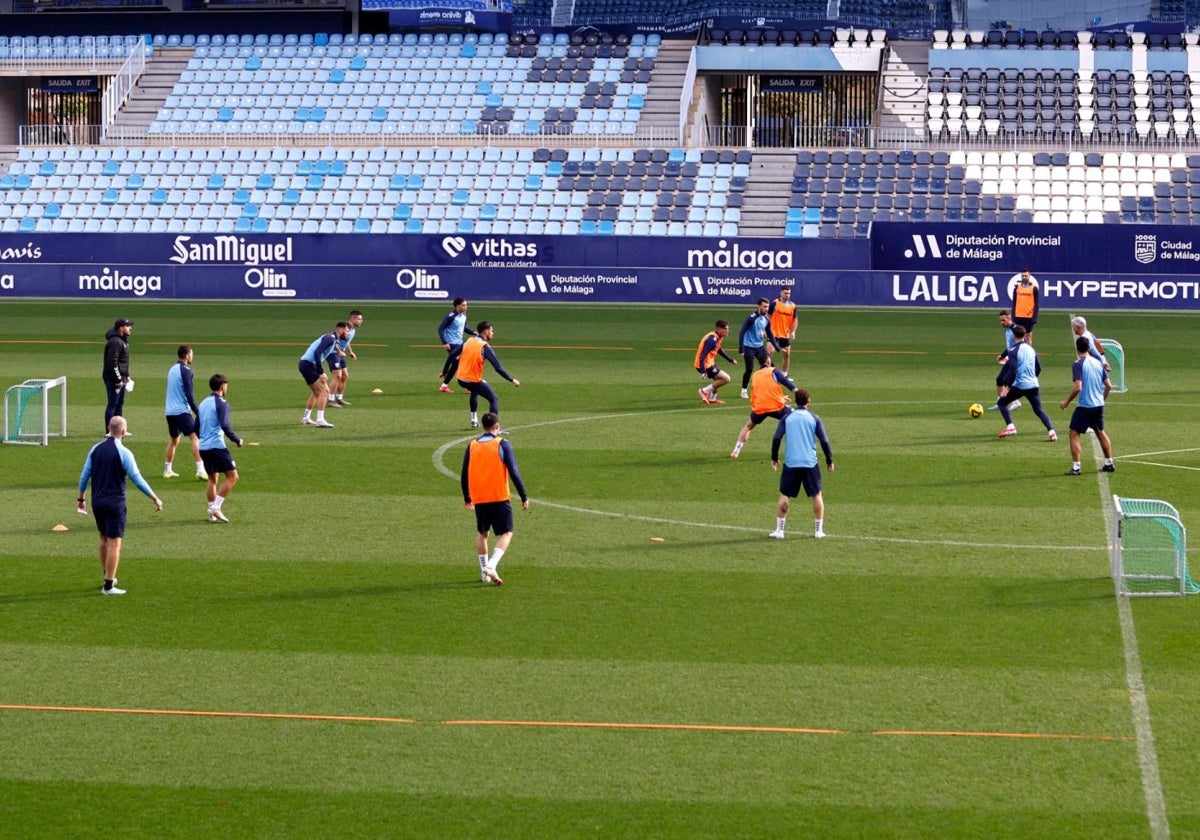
[245,267,294,297]
[675,276,705,296]
[520,274,549,294]
[442,236,467,258]
[396,267,447,298]
[904,234,942,259]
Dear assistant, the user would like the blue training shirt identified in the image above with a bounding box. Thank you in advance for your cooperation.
[438,311,471,346]
[738,311,775,351]
[327,326,356,359]
[197,392,242,450]
[1004,342,1041,390]
[78,436,154,507]
[164,360,199,416]
[771,407,834,469]
[301,332,337,364]
[1073,355,1109,408]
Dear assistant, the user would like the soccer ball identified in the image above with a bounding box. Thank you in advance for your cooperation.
[968,403,984,418]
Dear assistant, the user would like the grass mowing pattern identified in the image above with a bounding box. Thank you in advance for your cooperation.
[1,301,1199,839]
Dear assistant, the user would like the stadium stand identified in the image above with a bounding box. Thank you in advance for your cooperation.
[3,0,1200,239]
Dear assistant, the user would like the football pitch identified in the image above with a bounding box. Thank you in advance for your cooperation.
[1,300,1198,839]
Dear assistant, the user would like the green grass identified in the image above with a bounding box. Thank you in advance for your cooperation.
[1,301,1198,838]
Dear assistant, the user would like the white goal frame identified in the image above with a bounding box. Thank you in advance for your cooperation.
[3,376,68,446]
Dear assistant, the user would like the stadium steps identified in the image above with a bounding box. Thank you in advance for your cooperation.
[112,46,194,134]
[638,38,692,141]
[876,39,927,139]
[733,148,796,236]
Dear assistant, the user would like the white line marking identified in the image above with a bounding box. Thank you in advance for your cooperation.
[1120,461,1200,473]
[432,410,1103,553]
[1120,447,1200,459]
[1096,437,1171,839]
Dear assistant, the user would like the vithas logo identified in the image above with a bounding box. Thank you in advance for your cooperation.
[520,274,549,294]
[904,234,942,259]
[675,276,705,296]
[442,236,467,258]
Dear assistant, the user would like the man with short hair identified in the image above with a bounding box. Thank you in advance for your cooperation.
[996,325,1057,441]
[77,416,163,595]
[1070,316,1109,369]
[163,344,206,480]
[299,321,349,428]
[437,297,475,393]
[461,411,529,585]
[695,319,737,405]
[455,321,520,429]
[198,373,243,522]
[1010,267,1039,342]
[102,317,134,430]
[989,310,1022,411]
[730,356,797,459]
[737,298,779,399]
[327,310,363,407]
[1060,335,1115,475]
[769,388,834,539]
[768,285,799,373]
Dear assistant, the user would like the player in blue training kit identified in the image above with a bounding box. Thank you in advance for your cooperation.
[769,389,834,539]
[77,415,163,594]
[163,344,206,480]
[326,310,362,407]
[1059,335,1116,475]
[996,325,1056,441]
[989,310,1021,411]
[299,321,349,428]
[437,297,476,393]
[737,298,779,398]
[198,373,243,523]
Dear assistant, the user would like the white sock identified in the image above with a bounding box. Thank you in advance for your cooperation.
[317,411,326,422]
[815,517,824,532]
[478,553,489,569]
[776,517,786,531]
[302,409,311,420]
[489,547,506,568]
[164,461,172,470]
[1104,458,1113,466]
[731,441,743,454]
[195,460,204,470]
[215,495,225,509]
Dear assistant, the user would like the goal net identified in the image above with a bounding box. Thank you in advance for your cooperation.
[1098,339,1126,393]
[3,377,68,446]
[1111,496,1195,596]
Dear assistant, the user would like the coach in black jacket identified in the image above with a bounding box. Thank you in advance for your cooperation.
[103,317,134,430]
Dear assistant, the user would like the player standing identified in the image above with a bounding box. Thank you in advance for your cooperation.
[437,297,476,393]
[327,310,363,407]
[768,285,798,373]
[461,412,529,585]
[163,344,206,480]
[299,322,349,428]
[455,321,520,429]
[737,298,779,399]
[769,388,834,539]
[198,373,243,523]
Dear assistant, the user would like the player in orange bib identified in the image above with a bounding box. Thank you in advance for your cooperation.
[454,321,520,429]
[730,357,798,459]
[461,412,529,585]
[768,285,798,373]
[695,319,738,404]
[1010,267,1039,343]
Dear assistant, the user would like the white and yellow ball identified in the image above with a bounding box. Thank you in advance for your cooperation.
[968,403,984,419]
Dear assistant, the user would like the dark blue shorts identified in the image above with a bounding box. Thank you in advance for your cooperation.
[776,338,792,349]
[743,346,770,365]
[298,359,324,385]
[749,407,791,426]
[474,500,514,536]
[200,448,237,476]
[327,354,347,371]
[700,365,723,380]
[166,412,196,439]
[1069,405,1105,435]
[93,503,126,539]
[779,465,822,499]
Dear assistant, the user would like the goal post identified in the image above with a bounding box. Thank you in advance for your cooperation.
[3,377,68,446]
[1111,495,1195,596]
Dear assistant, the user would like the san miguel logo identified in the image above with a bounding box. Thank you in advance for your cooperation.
[1134,234,1157,265]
